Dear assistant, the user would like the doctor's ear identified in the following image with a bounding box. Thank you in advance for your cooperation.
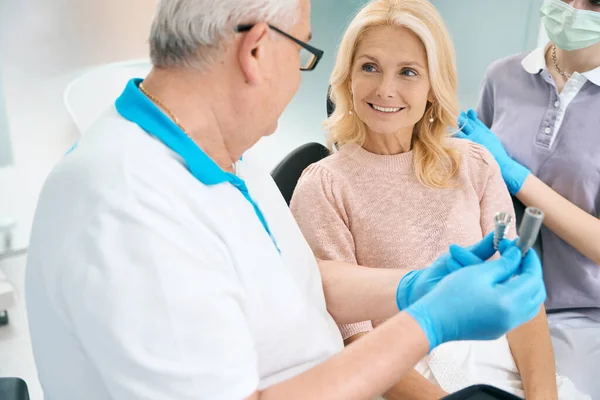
[237,23,270,85]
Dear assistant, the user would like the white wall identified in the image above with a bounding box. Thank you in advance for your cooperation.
[430,0,544,109]
[538,21,550,48]
[0,67,13,168]
[0,0,156,250]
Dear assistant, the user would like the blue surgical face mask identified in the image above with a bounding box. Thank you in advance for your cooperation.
[541,0,600,51]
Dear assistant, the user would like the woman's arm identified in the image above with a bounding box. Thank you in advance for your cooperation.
[345,333,448,400]
[383,371,448,400]
[317,258,405,324]
[507,306,558,400]
[517,174,600,265]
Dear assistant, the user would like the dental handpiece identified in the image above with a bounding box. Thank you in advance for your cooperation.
[517,207,545,256]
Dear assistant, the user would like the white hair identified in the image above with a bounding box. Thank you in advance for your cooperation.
[149,0,301,70]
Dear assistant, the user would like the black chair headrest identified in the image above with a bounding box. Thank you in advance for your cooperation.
[271,142,330,205]
[327,85,335,118]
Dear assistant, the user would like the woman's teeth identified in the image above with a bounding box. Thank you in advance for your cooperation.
[371,104,401,113]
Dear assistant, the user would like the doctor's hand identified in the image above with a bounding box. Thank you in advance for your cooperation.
[396,232,502,311]
[456,109,530,195]
[405,243,546,351]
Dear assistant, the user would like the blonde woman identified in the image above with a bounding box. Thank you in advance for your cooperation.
[290,0,588,399]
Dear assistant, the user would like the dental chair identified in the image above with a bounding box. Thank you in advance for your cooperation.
[0,378,30,400]
[64,59,152,135]
[271,142,330,205]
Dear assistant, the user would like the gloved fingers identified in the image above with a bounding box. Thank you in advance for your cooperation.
[498,276,547,330]
[458,111,469,128]
[478,245,523,284]
[464,232,497,261]
[495,248,545,318]
[504,245,543,283]
[449,244,482,267]
[465,108,494,132]
[457,112,475,135]
[445,257,465,273]
[498,238,518,254]
[466,108,479,120]
[529,287,547,315]
[454,132,468,139]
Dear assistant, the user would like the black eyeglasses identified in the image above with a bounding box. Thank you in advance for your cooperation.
[236,24,324,71]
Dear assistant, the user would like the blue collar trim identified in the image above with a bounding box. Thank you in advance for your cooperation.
[115,78,279,252]
[116,78,236,185]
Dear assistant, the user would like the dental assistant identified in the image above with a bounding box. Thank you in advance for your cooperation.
[25,0,546,399]
[458,0,600,397]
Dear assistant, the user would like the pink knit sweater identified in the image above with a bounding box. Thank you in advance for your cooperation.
[290,138,516,339]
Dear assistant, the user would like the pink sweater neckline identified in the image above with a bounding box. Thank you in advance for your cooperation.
[341,143,414,174]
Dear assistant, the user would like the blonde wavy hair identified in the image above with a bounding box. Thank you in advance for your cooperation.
[325,0,461,188]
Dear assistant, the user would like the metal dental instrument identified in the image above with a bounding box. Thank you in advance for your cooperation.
[493,212,513,251]
[517,207,545,256]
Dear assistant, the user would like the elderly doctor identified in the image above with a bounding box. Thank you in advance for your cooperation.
[25,0,545,399]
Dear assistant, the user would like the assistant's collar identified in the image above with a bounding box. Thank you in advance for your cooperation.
[115,78,240,186]
[522,43,600,86]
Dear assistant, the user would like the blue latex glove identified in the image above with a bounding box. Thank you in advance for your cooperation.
[456,109,530,195]
[405,243,546,351]
[396,232,504,310]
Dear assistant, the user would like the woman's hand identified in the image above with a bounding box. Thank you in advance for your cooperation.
[457,109,530,195]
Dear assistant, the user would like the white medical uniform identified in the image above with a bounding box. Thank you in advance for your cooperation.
[25,79,344,400]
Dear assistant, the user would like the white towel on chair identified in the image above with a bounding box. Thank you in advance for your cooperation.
[413,335,591,399]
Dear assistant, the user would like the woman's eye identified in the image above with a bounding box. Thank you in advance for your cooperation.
[362,63,378,73]
[400,69,418,77]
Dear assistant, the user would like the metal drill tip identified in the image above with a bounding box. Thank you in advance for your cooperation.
[526,207,544,217]
[494,212,513,226]
[493,212,513,251]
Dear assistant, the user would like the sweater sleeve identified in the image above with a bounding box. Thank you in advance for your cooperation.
[290,163,373,340]
[468,143,517,242]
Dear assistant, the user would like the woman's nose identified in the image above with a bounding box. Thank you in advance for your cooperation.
[376,75,397,99]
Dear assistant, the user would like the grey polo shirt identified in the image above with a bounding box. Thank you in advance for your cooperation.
[476,45,600,320]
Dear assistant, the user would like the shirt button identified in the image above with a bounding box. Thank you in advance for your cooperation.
[554,101,560,108]
[544,127,552,134]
